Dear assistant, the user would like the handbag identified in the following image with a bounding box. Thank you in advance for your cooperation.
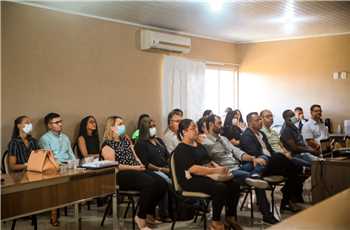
[27,149,60,173]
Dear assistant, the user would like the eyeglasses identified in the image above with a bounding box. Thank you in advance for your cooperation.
[50,120,63,125]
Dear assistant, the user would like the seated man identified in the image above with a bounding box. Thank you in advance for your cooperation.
[280,109,319,165]
[240,112,301,212]
[163,109,182,153]
[294,107,308,132]
[203,114,279,224]
[302,104,328,153]
[260,110,293,160]
[39,112,76,163]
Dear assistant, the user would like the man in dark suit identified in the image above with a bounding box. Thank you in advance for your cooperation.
[240,112,302,212]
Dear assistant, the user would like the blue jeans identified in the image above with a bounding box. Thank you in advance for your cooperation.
[292,152,319,167]
[240,155,269,176]
[231,155,269,185]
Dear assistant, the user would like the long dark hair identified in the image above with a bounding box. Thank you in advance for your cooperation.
[224,110,235,128]
[197,117,207,134]
[177,119,193,141]
[137,114,150,129]
[12,115,29,139]
[78,115,100,145]
[233,109,244,123]
[139,116,152,141]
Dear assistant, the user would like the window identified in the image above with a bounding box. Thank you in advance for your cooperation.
[203,67,238,116]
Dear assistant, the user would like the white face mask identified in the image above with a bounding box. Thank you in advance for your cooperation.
[232,118,238,125]
[23,123,33,134]
[149,127,157,137]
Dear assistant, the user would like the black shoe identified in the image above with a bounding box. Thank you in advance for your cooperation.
[280,201,302,213]
[263,215,279,224]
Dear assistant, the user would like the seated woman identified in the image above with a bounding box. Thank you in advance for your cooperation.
[173,119,241,230]
[8,115,38,171]
[101,116,167,230]
[76,115,100,160]
[134,116,170,179]
[134,116,172,222]
[131,114,150,143]
[197,116,209,144]
[222,110,244,147]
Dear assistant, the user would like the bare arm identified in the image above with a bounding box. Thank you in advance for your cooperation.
[8,155,27,171]
[101,145,145,171]
[77,136,89,158]
[306,139,321,153]
[241,153,254,162]
[286,138,318,155]
[189,165,225,176]
[229,138,240,146]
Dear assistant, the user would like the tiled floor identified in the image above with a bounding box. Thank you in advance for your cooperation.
[2,188,310,230]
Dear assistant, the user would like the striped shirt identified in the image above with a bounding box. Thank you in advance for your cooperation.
[8,137,39,164]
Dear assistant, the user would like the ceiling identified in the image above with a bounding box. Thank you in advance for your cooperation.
[23,0,350,43]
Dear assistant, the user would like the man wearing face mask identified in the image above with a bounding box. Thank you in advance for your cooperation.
[280,110,320,164]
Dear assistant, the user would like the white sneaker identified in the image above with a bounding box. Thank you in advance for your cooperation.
[245,177,269,189]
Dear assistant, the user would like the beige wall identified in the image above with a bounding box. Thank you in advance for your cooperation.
[237,35,350,128]
[1,2,237,152]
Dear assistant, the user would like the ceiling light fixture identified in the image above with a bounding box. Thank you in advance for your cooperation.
[283,0,296,34]
[208,0,223,12]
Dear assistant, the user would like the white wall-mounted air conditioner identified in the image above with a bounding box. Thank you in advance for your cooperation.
[140,29,191,53]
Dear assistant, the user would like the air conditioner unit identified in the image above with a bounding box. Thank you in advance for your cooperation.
[140,29,191,53]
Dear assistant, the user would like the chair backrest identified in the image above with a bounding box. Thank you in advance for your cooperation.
[170,152,182,193]
[72,143,80,158]
[1,151,9,174]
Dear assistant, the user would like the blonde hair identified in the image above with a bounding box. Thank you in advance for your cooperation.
[103,116,122,141]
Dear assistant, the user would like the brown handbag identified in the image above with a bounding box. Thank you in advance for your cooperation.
[27,149,60,173]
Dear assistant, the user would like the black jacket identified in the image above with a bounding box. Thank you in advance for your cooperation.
[240,128,276,157]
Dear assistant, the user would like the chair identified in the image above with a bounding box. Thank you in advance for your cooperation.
[1,150,9,174]
[238,175,285,221]
[100,185,140,230]
[2,150,38,230]
[170,153,211,230]
[239,185,254,219]
[263,175,285,217]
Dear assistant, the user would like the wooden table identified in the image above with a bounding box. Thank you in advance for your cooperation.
[1,167,118,228]
[311,158,350,204]
[268,188,350,230]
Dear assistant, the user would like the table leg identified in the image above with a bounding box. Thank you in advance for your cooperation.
[112,193,118,229]
[74,204,80,223]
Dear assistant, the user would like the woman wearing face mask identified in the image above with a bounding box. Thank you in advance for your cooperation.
[8,115,39,171]
[222,110,243,147]
[134,116,172,222]
[173,119,241,230]
[101,116,168,230]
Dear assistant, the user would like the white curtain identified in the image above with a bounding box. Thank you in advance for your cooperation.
[162,56,206,129]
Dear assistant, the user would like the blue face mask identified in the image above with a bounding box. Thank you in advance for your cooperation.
[117,125,126,136]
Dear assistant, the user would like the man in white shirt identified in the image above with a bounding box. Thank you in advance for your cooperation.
[163,109,183,153]
[302,104,328,153]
